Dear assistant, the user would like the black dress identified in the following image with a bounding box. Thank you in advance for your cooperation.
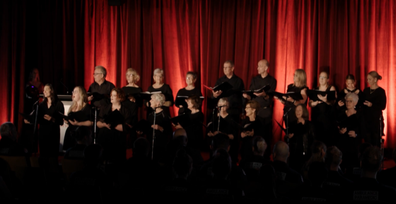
[183,111,204,150]
[62,105,93,151]
[146,110,173,162]
[336,110,365,174]
[361,87,386,147]
[96,104,132,164]
[37,100,65,158]
[287,120,315,173]
[175,87,202,115]
[310,86,338,146]
[283,84,308,123]
[147,84,174,117]
[122,86,142,145]
[239,116,270,160]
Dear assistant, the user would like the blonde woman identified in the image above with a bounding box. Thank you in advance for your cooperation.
[63,86,93,151]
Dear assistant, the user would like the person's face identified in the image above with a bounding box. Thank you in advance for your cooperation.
[187,99,194,109]
[345,97,357,110]
[319,72,328,86]
[346,79,355,90]
[295,105,303,119]
[32,69,39,81]
[257,61,267,75]
[186,74,196,86]
[93,69,104,82]
[150,95,158,108]
[43,85,51,98]
[72,87,81,102]
[217,100,227,112]
[367,75,377,87]
[223,63,234,76]
[293,72,299,84]
[153,73,164,84]
[126,72,135,84]
[245,104,255,116]
[110,90,119,104]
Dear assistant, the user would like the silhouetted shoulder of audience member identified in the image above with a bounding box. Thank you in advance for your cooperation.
[290,161,331,203]
[63,127,90,160]
[0,122,27,156]
[301,140,327,181]
[271,141,303,201]
[347,146,396,203]
[323,146,353,202]
[239,136,271,182]
[197,133,247,192]
[66,144,113,203]
[0,157,22,203]
[346,142,373,182]
[199,148,245,203]
[377,148,396,189]
[160,148,199,203]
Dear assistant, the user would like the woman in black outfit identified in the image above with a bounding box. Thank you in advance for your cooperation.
[146,93,173,162]
[240,100,269,160]
[308,70,338,147]
[285,104,315,172]
[275,69,308,123]
[122,68,142,146]
[176,95,204,150]
[337,74,363,110]
[37,84,65,159]
[96,88,132,165]
[336,92,365,174]
[63,86,93,151]
[175,71,203,116]
[147,68,174,117]
[361,71,387,147]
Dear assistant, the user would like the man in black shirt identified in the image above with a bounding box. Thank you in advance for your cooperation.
[212,60,244,122]
[88,65,116,110]
[243,59,277,155]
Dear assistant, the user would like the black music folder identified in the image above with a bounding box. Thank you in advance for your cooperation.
[170,114,190,127]
[242,85,271,94]
[139,91,162,101]
[269,91,303,101]
[307,90,336,101]
[204,81,233,92]
[19,112,35,123]
[104,109,124,128]
[175,95,204,108]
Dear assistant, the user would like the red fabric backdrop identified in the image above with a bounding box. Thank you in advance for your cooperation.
[1,0,395,148]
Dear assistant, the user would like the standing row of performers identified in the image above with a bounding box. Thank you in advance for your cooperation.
[22,60,387,171]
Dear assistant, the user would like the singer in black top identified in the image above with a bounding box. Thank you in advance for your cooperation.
[308,71,338,146]
[174,95,204,150]
[206,97,239,161]
[147,68,174,117]
[361,71,387,147]
[336,93,365,174]
[122,68,143,145]
[146,93,173,161]
[88,66,116,110]
[337,74,363,110]
[63,86,93,151]
[240,100,270,160]
[275,69,308,123]
[96,88,132,165]
[175,71,203,116]
[212,60,244,123]
[285,104,315,173]
[37,84,65,158]
[21,68,44,153]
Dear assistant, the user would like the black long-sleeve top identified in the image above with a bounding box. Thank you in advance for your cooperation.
[361,87,386,133]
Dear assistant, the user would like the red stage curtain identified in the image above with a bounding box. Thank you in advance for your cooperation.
[1,0,396,148]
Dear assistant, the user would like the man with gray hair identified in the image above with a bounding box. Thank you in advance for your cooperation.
[88,65,115,110]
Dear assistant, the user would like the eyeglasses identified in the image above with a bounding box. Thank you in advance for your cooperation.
[93,73,103,76]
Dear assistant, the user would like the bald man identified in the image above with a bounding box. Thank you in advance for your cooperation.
[243,59,277,155]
